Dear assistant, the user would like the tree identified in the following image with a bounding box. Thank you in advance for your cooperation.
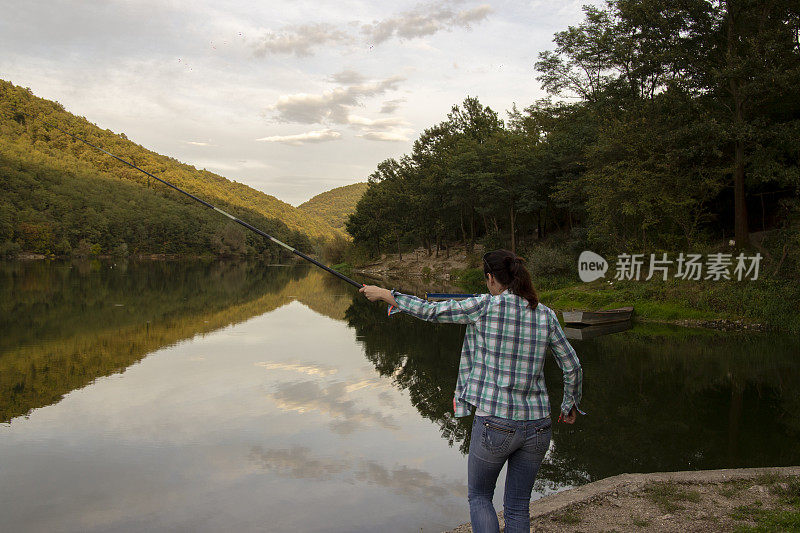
[692,0,800,246]
[535,0,800,247]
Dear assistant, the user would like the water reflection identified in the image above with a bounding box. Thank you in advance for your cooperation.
[345,296,473,451]
[1,260,799,532]
[249,445,466,508]
[270,379,401,434]
[1,267,467,532]
[0,260,357,423]
[344,295,800,487]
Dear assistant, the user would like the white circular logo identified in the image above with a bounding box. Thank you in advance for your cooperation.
[578,250,608,282]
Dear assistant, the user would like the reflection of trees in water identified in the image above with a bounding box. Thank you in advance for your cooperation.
[0,261,352,422]
[346,297,800,485]
[345,296,474,453]
[555,331,800,482]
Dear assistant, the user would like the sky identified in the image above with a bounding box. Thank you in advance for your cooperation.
[1,0,600,206]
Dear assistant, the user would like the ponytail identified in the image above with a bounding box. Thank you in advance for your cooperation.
[483,249,539,309]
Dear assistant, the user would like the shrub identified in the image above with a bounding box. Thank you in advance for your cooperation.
[0,240,20,259]
[321,235,350,264]
[523,245,575,276]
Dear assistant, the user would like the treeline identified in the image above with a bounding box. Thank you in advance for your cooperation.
[347,0,800,260]
[0,80,339,259]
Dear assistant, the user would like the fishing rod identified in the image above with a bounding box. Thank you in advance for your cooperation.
[22,112,363,288]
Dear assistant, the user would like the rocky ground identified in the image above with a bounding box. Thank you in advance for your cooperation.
[446,467,800,533]
[353,244,481,280]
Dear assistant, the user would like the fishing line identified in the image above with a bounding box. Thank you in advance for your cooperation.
[18,112,364,288]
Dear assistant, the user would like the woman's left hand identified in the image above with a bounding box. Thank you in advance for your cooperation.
[561,406,577,424]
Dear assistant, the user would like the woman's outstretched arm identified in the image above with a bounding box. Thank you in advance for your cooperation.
[359,285,489,324]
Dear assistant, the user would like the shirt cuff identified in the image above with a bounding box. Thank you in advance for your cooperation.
[387,289,404,316]
[454,397,471,417]
[561,401,587,416]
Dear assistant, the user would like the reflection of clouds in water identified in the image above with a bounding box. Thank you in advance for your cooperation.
[344,377,382,393]
[249,446,465,512]
[271,380,399,433]
[355,461,465,502]
[249,446,348,480]
[255,361,338,377]
[377,391,395,408]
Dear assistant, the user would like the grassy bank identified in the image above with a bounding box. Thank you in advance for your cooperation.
[452,268,800,333]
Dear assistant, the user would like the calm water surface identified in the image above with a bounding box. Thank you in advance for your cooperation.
[1,260,798,532]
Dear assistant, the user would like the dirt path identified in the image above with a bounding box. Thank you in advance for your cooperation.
[446,466,800,532]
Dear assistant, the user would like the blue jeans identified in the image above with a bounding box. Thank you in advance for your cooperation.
[467,414,552,533]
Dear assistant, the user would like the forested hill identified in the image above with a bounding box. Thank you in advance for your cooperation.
[298,182,368,232]
[0,80,343,258]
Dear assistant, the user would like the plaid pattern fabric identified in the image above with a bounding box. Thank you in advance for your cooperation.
[389,290,583,420]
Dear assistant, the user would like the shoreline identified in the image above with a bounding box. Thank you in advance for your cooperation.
[9,251,790,333]
[446,466,800,532]
[349,248,779,333]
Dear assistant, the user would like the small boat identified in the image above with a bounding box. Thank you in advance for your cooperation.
[562,306,634,325]
[564,320,633,340]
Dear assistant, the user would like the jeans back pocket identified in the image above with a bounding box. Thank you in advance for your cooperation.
[481,420,515,454]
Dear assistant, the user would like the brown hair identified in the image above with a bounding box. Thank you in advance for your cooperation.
[483,249,539,309]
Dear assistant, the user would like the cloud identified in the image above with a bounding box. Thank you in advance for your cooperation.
[379,98,405,114]
[362,3,493,44]
[328,69,367,85]
[191,159,272,172]
[347,115,408,130]
[185,140,211,146]
[253,23,351,57]
[359,131,413,142]
[271,76,404,124]
[255,129,342,145]
[251,3,492,58]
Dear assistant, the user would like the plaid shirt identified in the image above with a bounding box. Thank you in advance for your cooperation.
[389,290,583,420]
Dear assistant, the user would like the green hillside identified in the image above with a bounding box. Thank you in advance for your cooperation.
[0,80,342,258]
[298,182,368,232]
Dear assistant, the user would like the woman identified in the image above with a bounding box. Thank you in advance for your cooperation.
[359,249,583,533]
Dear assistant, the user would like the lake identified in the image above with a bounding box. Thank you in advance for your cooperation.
[1,260,799,532]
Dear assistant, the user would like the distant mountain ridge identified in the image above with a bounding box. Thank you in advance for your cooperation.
[299,182,368,232]
[0,79,350,257]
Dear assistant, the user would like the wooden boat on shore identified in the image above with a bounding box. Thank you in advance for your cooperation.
[562,306,634,325]
[564,320,633,340]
